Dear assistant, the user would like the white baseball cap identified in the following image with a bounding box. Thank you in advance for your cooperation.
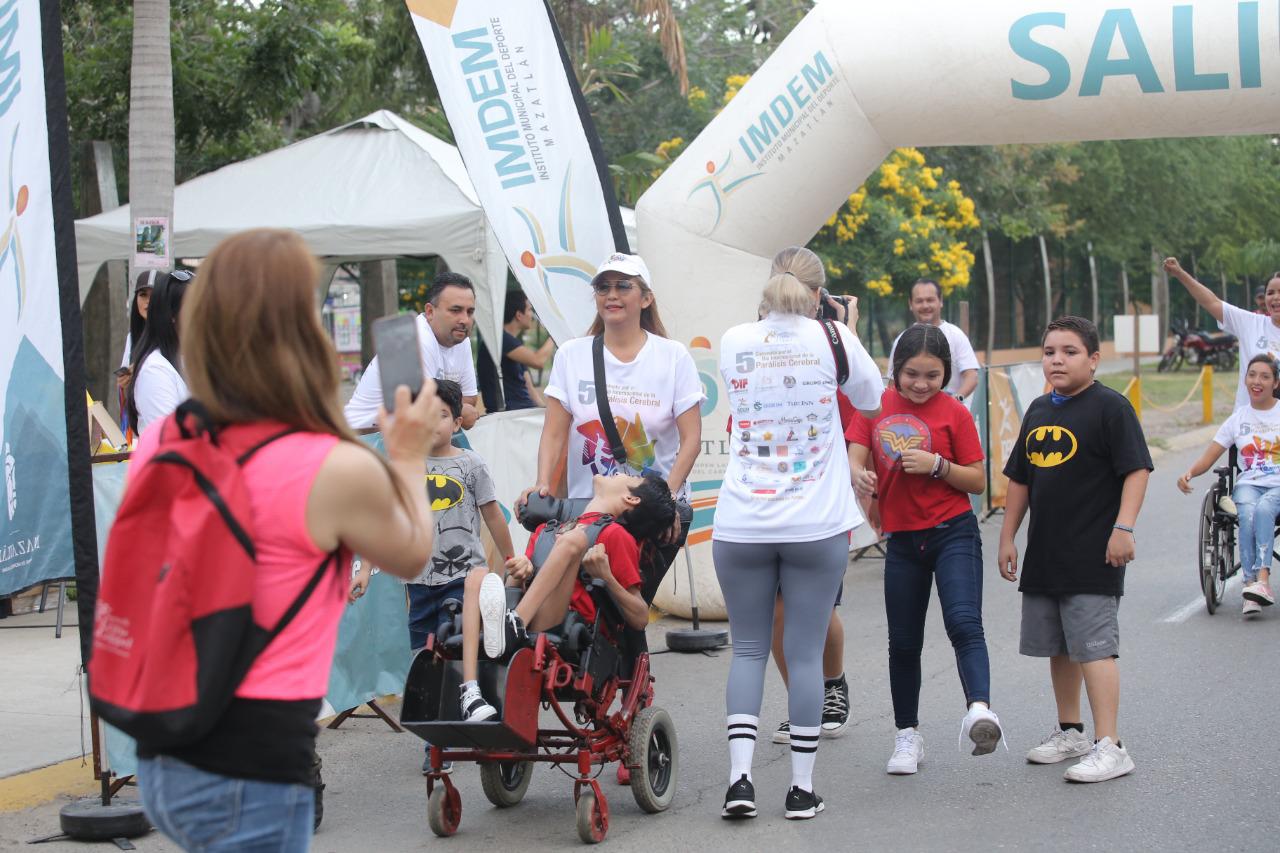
[591,252,651,287]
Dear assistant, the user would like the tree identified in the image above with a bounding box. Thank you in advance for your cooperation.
[128,0,174,281]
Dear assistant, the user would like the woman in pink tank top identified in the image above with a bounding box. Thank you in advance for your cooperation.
[130,229,439,853]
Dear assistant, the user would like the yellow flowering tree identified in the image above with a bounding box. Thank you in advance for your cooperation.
[817,148,980,298]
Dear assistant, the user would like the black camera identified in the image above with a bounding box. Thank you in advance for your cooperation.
[817,288,851,322]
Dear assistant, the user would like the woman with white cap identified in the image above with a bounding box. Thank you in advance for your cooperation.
[520,252,703,598]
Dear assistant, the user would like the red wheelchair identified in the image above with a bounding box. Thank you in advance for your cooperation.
[399,497,683,843]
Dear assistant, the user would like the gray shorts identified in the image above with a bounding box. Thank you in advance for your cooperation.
[1019,593,1120,663]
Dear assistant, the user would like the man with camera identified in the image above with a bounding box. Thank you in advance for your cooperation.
[887,278,980,403]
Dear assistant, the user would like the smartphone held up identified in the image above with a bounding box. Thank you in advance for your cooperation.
[372,314,425,412]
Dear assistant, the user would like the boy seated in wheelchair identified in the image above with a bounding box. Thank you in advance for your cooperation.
[1179,354,1280,615]
[457,472,677,721]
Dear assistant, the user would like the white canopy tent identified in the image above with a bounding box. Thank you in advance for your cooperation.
[75,109,517,357]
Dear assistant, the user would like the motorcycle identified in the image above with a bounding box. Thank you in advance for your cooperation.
[1157,319,1238,372]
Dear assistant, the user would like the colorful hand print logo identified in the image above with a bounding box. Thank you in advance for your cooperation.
[0,125,28,322]
[515,167,598,332]
[689,336,719,417]
[578,414,656,477]
[688,152,763,232]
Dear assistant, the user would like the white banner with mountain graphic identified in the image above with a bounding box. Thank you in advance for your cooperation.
[0,0,74,596]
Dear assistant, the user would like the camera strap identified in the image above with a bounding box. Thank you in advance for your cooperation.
[819,319,850,387]
[592,335,629,466]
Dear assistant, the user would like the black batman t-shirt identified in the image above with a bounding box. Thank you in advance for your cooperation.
[1004,382,1152,597]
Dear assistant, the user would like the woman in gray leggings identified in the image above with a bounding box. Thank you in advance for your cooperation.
[713,271,882,820]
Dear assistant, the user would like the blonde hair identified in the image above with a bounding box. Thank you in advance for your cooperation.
[760,272,814,317]
[770,246,825,291]
[180,229,356,439]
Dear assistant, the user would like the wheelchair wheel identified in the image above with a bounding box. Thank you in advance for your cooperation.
[427,784,462,837]
[576,790,608,844]
[1199,490,1228,614]
[628,706,678,813]
[480,761,532,808]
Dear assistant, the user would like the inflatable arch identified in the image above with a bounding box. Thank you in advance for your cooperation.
[641,0,1280,617]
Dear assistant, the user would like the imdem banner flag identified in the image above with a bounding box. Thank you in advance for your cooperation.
[0,0,84,597]
[405,0,627,344]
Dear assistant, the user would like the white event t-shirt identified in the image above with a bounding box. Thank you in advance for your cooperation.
[887,320,980,398]
[344,313,479,428]
[714,314,883,544]
[544,333,704,500]
[133,350,189,435]
[1219,302,1280,411]
[1214,402,1280,489]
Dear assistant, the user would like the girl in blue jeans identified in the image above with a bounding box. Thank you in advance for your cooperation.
[1179,354,1280,615]
[847,323,1000,775]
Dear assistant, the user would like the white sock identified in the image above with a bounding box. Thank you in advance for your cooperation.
[461,679,478,695]
[726,714,758,783]
[789,724,820,792]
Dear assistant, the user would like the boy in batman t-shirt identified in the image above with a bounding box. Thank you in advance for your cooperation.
[998,316,1151,785]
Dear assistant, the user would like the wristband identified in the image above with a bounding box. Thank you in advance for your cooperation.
[930,453,944,478]
[1113,524,1135,538]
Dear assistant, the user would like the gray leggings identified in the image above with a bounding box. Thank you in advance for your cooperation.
[713,534,848,729]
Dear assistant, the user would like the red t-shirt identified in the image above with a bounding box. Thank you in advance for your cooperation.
[524,511,642,623]
[846,388,983,533]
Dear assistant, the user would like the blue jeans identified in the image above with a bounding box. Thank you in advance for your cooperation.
[884,511,990,730]
[138,756,313,852]
[407,577,467,651]
[1232,483,1280,583]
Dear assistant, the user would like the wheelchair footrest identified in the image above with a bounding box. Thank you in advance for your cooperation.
[400,647,540,749]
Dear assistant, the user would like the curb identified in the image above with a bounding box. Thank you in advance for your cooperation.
[0,756,97,813]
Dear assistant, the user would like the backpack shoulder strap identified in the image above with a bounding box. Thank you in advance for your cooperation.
[819,319,850,387]
[235,428,301,465]
[265,550,340,644]
[592,335,628,466]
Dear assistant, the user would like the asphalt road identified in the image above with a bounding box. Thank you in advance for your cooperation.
[5,442,1280,851]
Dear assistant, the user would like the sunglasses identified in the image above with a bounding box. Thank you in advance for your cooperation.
[592,280,638,295]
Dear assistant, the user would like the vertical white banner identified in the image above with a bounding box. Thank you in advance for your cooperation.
[405,0,625,344]
[0,0,76,596]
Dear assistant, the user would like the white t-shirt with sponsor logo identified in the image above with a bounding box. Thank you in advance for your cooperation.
[714,313,883,544]
[1214,402,1280,489]
[344,313,478,428]
[887,320,980,398]
[1220,302,1280,411]
[544,333,704,499]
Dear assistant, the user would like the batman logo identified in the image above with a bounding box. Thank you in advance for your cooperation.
[1026,425,1078,468]
[424,473,464,511]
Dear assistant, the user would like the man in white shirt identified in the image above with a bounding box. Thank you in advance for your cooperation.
[887,278,980,401]
[344,272,480,429]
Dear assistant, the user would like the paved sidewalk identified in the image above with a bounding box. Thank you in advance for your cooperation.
[0,612,87,779]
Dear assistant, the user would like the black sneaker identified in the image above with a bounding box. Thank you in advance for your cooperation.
[784,786,824,820]
[771,720,791,744]
[721,774,757,819]
[821,675,850,738]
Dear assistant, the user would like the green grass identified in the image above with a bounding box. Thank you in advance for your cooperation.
[1099,364,1237,410]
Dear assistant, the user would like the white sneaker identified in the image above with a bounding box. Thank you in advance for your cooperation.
[1026,727,1091,764]
[1063,736,1134,783]
[1218,496,1237,517]
[459,684,497,722]
[1243,581,1275,606]
[959,704,1004,756]
[479,572,508,659]
[886,728,924,775]
[1244,599,1263,616]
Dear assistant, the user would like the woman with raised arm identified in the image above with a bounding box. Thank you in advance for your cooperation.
[1165,257,1280,410]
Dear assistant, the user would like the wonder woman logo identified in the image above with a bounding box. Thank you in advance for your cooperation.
[876,414,931,468]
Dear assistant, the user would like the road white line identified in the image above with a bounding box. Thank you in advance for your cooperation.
[1161,575,1242,623]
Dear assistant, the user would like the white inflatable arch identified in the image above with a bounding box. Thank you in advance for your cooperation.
[641,0,1280,617]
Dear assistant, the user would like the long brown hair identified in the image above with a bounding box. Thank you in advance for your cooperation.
[585,275,669,338]
[180,229,355,440]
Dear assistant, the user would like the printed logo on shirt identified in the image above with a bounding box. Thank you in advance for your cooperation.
[793,461,807,472]
[578,415,657,476]
[1025,425,1078,468]
[731,378,749,391]
[1240,435,1280,473]
[783,376,796,388]
[757,446,771,457]
[875,414,931,469]
[425,474,465,512]
[776,446,789,457]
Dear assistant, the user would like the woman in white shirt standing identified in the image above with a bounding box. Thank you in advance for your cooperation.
[713,271,881,822]
[1166,257,1276,409]
[522,253,703,597]
[1178,354,1280,615]
[127,269,193,435]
